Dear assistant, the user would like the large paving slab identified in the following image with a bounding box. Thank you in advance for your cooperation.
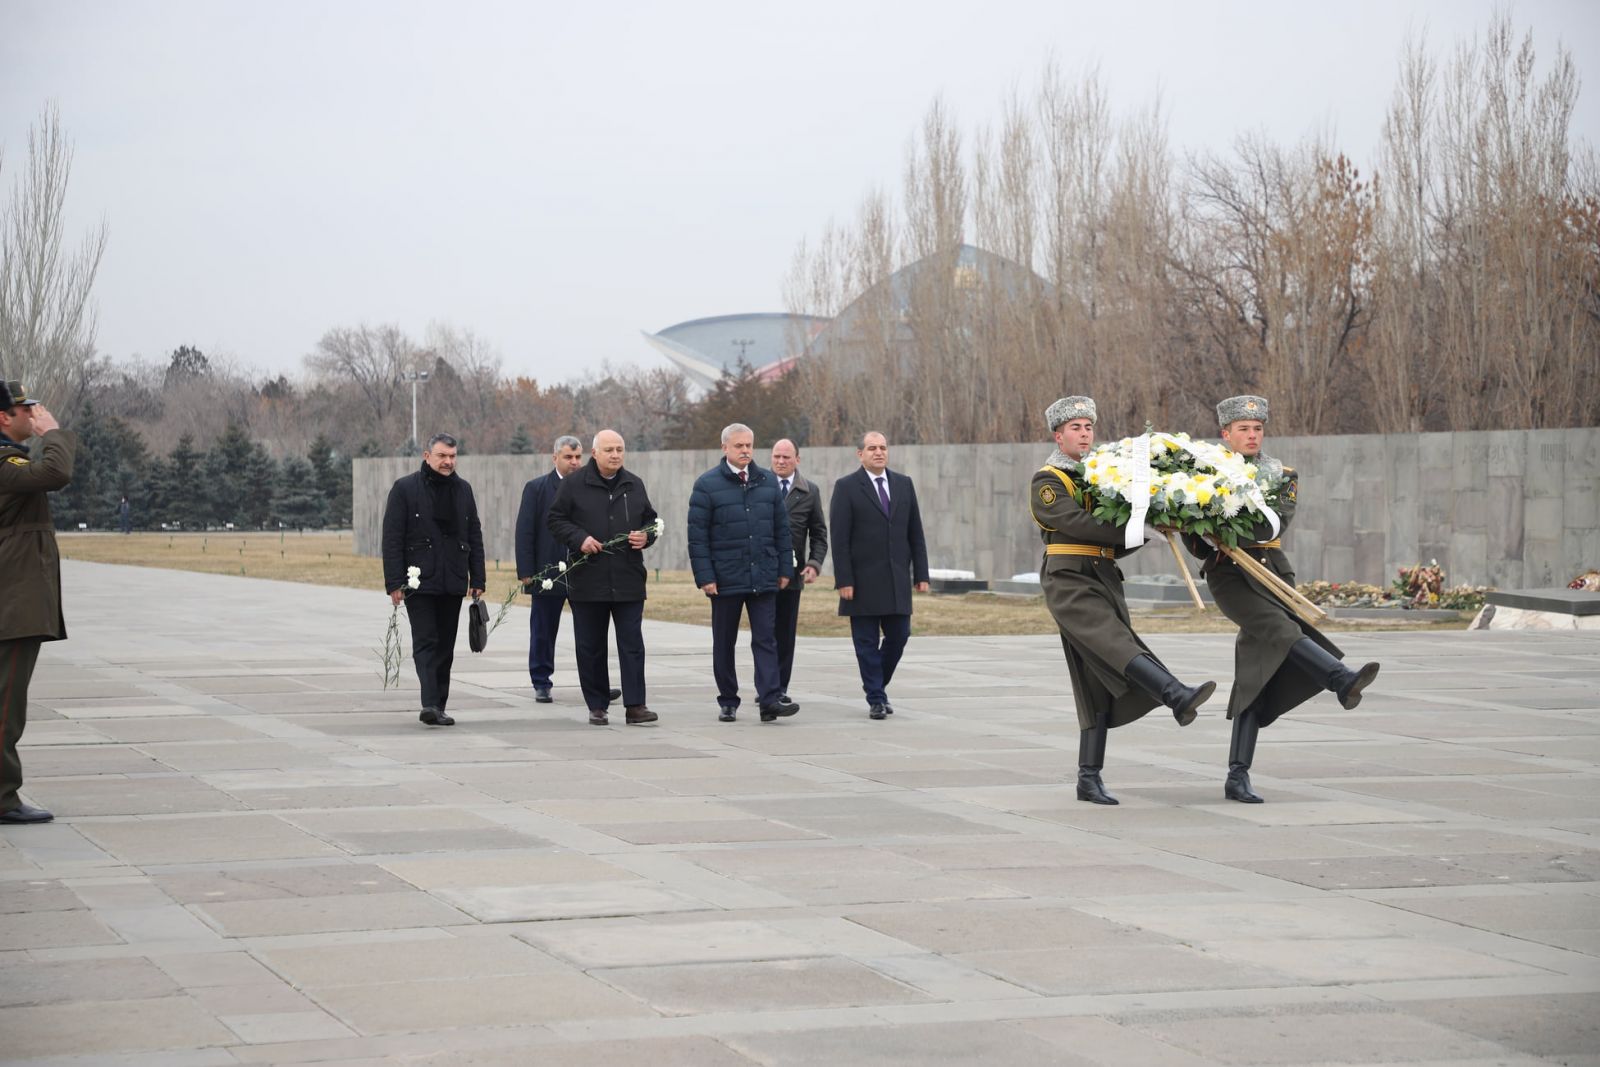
[0,559,1596,1064]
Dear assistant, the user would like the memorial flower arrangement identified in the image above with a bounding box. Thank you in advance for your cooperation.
[1079,431,1288,548]
[375,519,667,687]
[1298,562,1489,611]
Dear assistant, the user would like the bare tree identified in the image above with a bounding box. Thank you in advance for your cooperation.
[0,102,108,413]
[425,321,502,425]
[304,323,421,436]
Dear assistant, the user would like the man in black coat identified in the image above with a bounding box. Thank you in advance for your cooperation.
[829,431,930,720]
[547,429,659,727]
[770,438,827,703]
[381,433,486,727]
[686,423,797,724]
[514,434,605,704]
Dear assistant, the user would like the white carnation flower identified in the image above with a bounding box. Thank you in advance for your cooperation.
[406,565,421,578]
[407,575,421,589]
[557,561,567,572]
[540,579,554,591]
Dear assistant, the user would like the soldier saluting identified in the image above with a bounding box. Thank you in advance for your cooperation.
[0,381,75,824]
[1183,395,1380,804]
[1031,396,1217,805]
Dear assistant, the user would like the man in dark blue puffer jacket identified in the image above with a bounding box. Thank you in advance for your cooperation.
[687,423,799,723]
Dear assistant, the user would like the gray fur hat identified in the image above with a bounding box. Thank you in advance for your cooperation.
[1046,396,1096,431]
[1216,394,1269,426]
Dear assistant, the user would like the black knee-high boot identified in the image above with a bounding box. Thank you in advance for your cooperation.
[1286,638,1380,709]
[1225,708,1263,803]
[1124,653,1215,726]
[1076,713,1118,805]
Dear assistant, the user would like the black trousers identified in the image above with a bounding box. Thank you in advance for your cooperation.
[570,600,645,711]
[774,585,803,694]
[0,638,41,814]
[405,593,462,711]
[710,591,780,709]
[527,594,565,687]
[850,614,911,706]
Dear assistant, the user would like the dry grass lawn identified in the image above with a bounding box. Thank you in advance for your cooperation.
[58,532,1471,637]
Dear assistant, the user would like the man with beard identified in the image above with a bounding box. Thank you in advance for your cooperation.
[1184,395,1380,803]
[1031,396,1216,805]
[381,433,486,727]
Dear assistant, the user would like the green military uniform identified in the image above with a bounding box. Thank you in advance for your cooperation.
[1187,394,1378,804]
[1030,458,1161,731]
[0,415,75,819]
[1033,395,1216,806]
[1182,459,1340,727]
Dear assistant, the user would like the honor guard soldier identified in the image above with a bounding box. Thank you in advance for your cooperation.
[0,381,74,824]
[1184,395,1381,803]
[1031,396,1217,805]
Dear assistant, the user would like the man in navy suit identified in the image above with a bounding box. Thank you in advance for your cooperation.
[829,431,930,720]
[515,434,616,705]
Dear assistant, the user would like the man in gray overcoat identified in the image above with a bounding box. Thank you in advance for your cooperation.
[770,438,827,703]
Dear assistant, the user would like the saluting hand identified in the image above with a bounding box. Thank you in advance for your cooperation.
[31,404,59,435]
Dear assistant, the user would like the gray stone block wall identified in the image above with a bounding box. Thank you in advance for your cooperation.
[354,428,1599,589]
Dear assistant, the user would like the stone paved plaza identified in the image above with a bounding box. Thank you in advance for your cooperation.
[3,561,1598,1065]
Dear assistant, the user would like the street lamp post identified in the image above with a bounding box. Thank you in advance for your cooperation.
[401,370,429,451]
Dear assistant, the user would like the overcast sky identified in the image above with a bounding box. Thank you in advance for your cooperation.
[2,0,1596,385]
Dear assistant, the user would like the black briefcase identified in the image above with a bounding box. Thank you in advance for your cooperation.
[467,596,489,652]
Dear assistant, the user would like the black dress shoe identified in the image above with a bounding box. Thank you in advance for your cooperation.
[760,700,799,722]
[868,703,888,720]
[608,687,622,701]
[625,705,658,725]
[589,710,610,726]
[0,803,53,824]
[883,703,894,715]
[419,708,455,726]
[718,706,737,722]
[534,686,553,703]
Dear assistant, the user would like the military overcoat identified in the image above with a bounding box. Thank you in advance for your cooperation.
[1182,460,1339,725]
[1030,457,1163,731]
[0,430,76,643]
